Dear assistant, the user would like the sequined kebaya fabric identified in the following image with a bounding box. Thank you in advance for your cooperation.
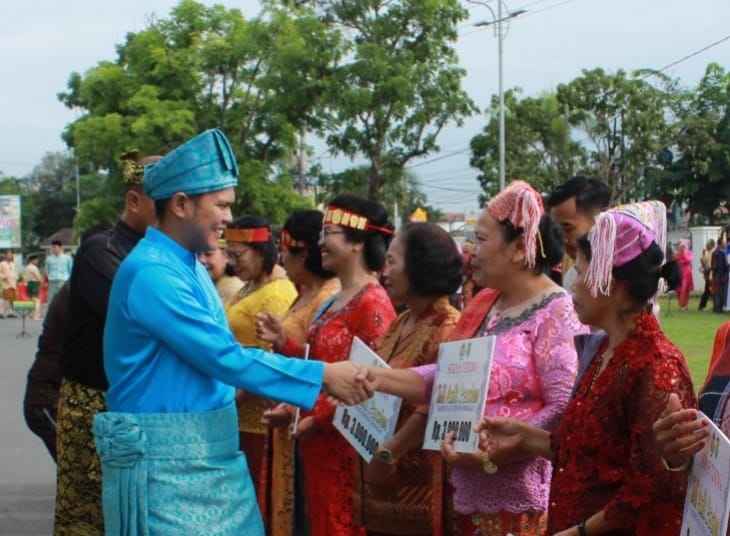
[548,310,696,534]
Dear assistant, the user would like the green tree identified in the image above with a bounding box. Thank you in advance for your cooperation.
[307,0,477,199]
[470,89,588,202]
[556,68,674,203]
[59,0,338,223]
[24,153,79,245]
[317,165,442,225]
[650,63,730,223]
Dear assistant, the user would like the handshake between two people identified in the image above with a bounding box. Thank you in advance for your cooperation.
[254,311,380,407]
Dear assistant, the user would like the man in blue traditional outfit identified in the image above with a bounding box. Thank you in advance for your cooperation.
[94,129,372,535]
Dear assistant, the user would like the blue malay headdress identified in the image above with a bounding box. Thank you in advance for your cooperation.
[143,129,239,201]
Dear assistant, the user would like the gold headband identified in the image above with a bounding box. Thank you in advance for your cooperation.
[280,230,306,248]
[120,150,145,185]
[323,205,393,235]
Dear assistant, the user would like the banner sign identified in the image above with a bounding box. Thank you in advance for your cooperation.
[0,195,21,248]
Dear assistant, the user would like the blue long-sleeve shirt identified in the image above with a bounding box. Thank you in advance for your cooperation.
[103,227,323,413]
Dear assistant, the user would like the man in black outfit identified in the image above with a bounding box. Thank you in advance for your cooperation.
[699,238,715,311]
[712,237,729,313]
[53,151,160,534]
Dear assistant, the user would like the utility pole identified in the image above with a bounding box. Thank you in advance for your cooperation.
[470,1,526,191]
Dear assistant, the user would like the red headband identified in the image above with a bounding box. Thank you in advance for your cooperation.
[280,230,306,248]
[224,227,270,243]
[323,205,393,235]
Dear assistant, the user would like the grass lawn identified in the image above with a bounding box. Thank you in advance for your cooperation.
[659,294,730,390]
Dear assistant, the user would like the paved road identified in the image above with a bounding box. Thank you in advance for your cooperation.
[0,312,55,535]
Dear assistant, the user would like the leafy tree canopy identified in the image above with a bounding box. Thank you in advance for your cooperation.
[306,0,478,199]
[470,89,588,203]
[59,0,337,223]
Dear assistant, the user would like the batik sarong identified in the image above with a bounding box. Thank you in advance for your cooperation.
[93,404,263,535]
[54,378,106,535]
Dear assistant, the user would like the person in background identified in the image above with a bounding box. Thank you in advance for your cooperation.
[547,175,611,291]
[55,151,159,535]
[262,194,396,535]
[0,249,18,317]
[460,238,480,308]
[256,209,340,535]
[674,238,694,310]
[22,282,70,462]
[698,238,715,311]
[478,201,695,535]
[45,239,73,304]
[355,222,462,536]
[198,238,243,306]
[711,235,728,313]
[368,180,583,535]
[93,130,371,535]
[653,321,730,485]
[23,254,43,319]
[224,215,297,508]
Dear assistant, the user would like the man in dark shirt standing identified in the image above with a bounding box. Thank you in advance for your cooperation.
[54,151,159,535]
[712,236,729,313]
[23,282,69,462]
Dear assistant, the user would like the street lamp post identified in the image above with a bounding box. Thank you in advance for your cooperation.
[470,1,526,191]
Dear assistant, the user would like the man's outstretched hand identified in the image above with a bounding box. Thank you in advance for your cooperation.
[322,362,376,406]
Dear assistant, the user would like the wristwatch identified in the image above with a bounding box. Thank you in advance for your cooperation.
[481,450,498,474]
[375,446,398,465]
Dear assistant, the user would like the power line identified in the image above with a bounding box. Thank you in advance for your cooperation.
[405,148,471,169]
[655,34,730,74]
[458,0,583,39]
[516,0,581,19]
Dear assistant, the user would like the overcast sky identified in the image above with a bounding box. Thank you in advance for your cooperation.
[2,0,729,214]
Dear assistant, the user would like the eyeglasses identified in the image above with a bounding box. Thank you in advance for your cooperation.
[319,228,346,241]
[225,249,246,261]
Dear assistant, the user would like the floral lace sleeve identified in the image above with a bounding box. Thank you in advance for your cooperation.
[526,295,582,431]
[413,364,437,404]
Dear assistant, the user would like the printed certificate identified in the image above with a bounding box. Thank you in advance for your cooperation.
[422,336,495,452]
[681,412,730,536]
[333,337,403,462]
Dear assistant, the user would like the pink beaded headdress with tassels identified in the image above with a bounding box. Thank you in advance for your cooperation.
[486,180,545,269]
[584,200,667,298]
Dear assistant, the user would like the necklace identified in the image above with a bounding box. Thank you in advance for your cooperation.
[588,344,613,392]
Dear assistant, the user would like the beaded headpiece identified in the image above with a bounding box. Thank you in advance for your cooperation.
[585,200,667,297]
[485,180,544,269]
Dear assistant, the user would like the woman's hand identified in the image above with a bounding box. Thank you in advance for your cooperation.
[293,416,318,441]
[652,392,708,467]
[255,312,285,347]
[475,416,550,462]
[440,431,482,469]
[261,404,292,428]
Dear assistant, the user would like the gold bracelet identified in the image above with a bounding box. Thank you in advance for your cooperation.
[661,456,691,472]
[481,450,498,474]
